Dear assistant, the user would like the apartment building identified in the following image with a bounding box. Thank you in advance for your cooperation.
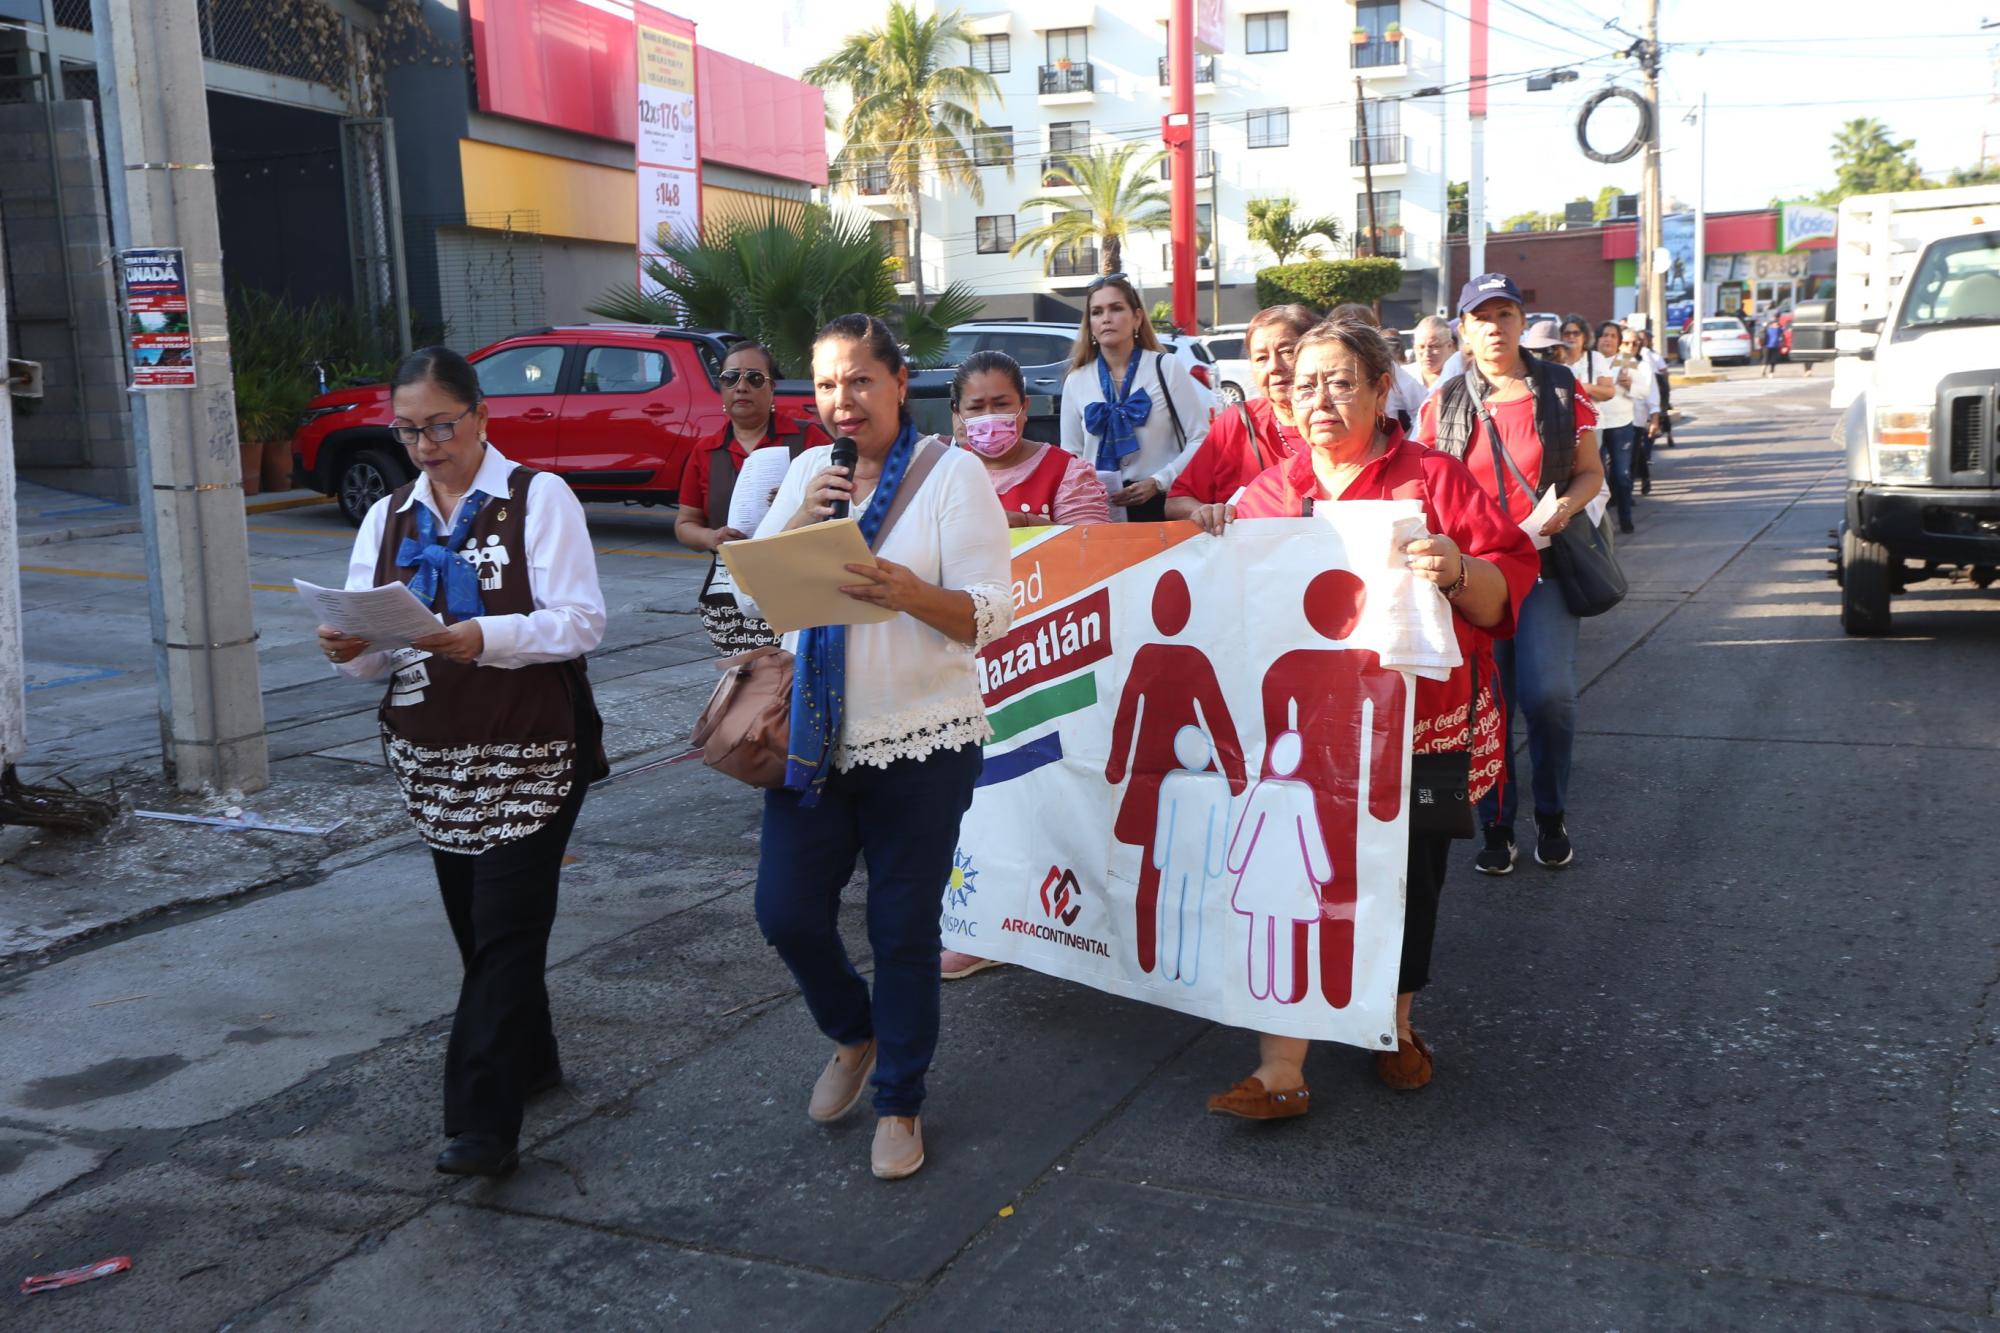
[842,0,1450,328]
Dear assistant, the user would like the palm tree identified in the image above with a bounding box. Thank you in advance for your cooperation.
[1010,144,1172,276]
[805,4,1002,304]
[1246,197,1343,265]
[587,200,983,373]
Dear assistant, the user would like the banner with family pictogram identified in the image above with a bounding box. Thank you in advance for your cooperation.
[948,505,1454,1052]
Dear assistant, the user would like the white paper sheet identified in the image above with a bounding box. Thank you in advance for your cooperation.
[1096,470,1128,521]
[1521,486,1563,550]
[295,578,443,649]
[728,446,794,538]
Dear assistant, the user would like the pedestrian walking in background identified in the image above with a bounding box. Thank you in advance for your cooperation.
[675,341,825,655]
[1594,320,1652,535]
[752,314,1013,1181]
[1519,318,1566,362]
[1165,303,1315,518]
[1638,327,1674,452]
[1186,316,1537,1109]
[1761,315,1784,376]
[318,346,608,1178]
[1411,315,1458,392]
[1555,315,1616,410]
[1415,275,1606,877]
[1060,274,1208,520]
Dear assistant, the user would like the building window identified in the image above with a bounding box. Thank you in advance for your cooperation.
[1353,99,1403,165]
[1162,205,1215,270]
[874,219,911,280]
[969,34,1010,74]
[976,215,1017,255]
[1247,108,1289,149]
[1355,189,1402,257]
[1245,11,1288,54]
[975,126,1013,167]
[1045,27,1088,65]
[1355,0,1402,69]
[1044,121,1091,183]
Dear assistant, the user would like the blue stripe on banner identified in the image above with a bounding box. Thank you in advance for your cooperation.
[975,732,1063,788]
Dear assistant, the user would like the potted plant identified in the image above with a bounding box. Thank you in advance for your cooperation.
[1385,21,1403,42]
[1351,26,1368,44]
[1055,55,1073,72]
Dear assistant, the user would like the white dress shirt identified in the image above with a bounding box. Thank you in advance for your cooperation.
[1388,362,1429,425]
[1059,349,1210,490]
[337,444,607,681]
[756,440,1013,771]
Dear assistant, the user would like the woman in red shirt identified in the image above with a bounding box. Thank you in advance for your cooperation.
[1165,304,1315,517]
[1186,317,1539,1113]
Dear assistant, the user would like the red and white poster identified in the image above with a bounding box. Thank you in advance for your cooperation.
[120,248,195,390]
[635,3,700,296]
[949,509,1450,1052]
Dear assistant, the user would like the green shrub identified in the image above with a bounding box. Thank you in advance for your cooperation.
[1254,258,1404,313]
[1149,299,1176,329]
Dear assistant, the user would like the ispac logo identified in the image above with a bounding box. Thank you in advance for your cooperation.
[1040,866,1082,926]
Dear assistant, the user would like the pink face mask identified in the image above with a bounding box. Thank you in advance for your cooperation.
[960,412,1023,458]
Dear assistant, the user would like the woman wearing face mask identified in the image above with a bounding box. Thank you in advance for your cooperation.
[954,350,1110,530]
[1165,304,1315,518]
[1060,273,1208,521]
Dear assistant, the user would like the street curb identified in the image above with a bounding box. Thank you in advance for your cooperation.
[246,494,335,515]
[18,519,145,547]
[1670,373,1721,387]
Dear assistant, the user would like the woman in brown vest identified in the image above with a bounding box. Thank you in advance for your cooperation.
[316,347,608,1178]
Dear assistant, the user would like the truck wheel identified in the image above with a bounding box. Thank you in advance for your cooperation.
[1839,524,1893,636]
[337,448,404,527]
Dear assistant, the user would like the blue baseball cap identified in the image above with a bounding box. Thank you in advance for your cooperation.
[1457,272,1524,315]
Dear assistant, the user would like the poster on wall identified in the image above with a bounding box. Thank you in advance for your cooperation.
[634,3,701,296]
[948,511,1448,1052]
[1661,212,1695,330]
[119,248,196,390]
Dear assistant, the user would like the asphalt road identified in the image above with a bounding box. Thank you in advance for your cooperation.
[3,369,1998,1330]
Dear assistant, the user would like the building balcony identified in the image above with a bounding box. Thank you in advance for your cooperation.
[1350,134,1408,175]
[851,162,895,198]
[1039,154,1087,190]
[1038,63,1095,100]
[1354,229,1405,260]
[1352,37,1407,75]
[1048,244,1102,282]
[1156,55,1216,90]
[1159,149,1215,182]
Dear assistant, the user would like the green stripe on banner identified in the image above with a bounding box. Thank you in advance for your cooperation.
[987,673,1097,745]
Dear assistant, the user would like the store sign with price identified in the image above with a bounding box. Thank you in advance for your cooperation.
[635,3,701,295]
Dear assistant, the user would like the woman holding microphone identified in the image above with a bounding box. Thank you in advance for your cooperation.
[752,314,1012,1180]
[317,346,606,1177]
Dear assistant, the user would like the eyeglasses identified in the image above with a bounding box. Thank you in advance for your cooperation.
[1290,380,1363,405]
[719,369,770,388]
[390,407,473,447]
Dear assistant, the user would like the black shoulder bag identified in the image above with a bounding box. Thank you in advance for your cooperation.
[1154,352,1187,452]
[1473,394,1627,619]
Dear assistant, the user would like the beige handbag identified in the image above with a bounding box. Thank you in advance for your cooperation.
[688,439,947,789]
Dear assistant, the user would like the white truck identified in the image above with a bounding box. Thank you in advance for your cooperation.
[1806,186,2000,634]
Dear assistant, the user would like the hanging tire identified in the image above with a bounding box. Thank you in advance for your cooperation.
[1839,523,1893,636]
[337,447,405,527]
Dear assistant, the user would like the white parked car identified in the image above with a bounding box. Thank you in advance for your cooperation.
[1155,332,1220,419]
[1693,316,1753,365]
[1199,325,1252,403]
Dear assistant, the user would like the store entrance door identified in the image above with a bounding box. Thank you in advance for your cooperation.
[1754,278,1796,317]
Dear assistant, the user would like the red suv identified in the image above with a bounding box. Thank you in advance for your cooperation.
[292,325,820,524]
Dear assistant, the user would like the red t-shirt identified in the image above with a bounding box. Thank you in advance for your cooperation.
[1169,397,1299,504]
[1235,430,1540,802]
[1414,383,1598,525]
[678,431,752,518]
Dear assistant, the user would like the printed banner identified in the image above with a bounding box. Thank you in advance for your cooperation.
[1779,202,1837,254]
[947,513,1428,1052]
[634,3,700,296]
[119,248,194,390]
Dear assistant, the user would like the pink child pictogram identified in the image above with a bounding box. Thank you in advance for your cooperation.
[1256,570,1406,1008]
[1106,570,1248,974]
[1226,730,1331,1003]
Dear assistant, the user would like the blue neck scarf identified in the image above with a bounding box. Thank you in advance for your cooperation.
[1083,351,1152,473]
[784,424,920,806]
[396,491,490,621]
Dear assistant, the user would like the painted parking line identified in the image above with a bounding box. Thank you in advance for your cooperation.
[22,565,296,594]
[26,662,127,692]
[245,495,336,515]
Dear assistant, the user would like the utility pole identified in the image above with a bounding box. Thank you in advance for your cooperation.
[1356,76,1383,321]
[0,214,25,778]
[1639,0,1665,339]
[1686,89,1710,371]
[1467,0,1489,283]
[99,0,269,793]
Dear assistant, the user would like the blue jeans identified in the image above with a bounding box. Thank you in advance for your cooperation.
[755,743,983,1116]
[1475,577,1580,829]
[1600,424,1637,527]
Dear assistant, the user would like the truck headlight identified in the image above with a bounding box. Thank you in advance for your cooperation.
[1871,407,1931,483]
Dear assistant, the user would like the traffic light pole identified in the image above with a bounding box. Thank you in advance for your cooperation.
[1167,0,1198,333]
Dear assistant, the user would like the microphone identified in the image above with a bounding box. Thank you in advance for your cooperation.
[828,436,858,519]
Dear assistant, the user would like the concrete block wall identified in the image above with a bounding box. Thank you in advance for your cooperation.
[0,99,135,502]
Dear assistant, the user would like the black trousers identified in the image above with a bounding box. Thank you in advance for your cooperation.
[1399,831,1454,994]
[433,774,586,1142]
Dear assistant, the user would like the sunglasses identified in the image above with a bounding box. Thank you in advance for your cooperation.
[1086,271,1131,292]
[719,369,770,388]
[390,407,474,447]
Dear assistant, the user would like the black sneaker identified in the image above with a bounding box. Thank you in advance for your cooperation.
[1534,812,1575,868]
[1473,824,1517,876]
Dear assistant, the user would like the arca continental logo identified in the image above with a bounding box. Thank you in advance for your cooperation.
[1001,865,1109,957]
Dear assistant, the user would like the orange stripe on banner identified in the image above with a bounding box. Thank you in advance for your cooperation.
[1009,522,1202,617]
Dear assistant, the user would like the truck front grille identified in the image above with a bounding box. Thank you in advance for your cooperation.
[1949,394,1988,474]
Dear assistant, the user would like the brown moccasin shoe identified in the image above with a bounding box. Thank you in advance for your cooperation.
[1376,1030,1433,1091]
[1206,1076,1311,1120]
[871,1115,925,1179]
[808,1041,876,1124]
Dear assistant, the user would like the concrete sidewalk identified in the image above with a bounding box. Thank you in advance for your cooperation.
[4,378,1997,1330]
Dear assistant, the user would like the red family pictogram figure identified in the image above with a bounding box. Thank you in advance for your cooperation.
[1256,569,1406,1008]
[1106,569,1248,973]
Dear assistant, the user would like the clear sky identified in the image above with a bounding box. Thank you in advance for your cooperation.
[668,0,2000,219]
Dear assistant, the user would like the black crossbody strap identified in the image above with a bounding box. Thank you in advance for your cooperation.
[1155,352,1187,452]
